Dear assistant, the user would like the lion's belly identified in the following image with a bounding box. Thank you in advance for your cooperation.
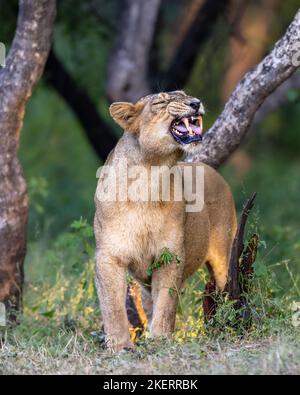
[183,208,210,279]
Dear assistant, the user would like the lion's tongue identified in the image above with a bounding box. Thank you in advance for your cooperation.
[190,123,202,135]
[174,119,202,135]
[174,124,189,133]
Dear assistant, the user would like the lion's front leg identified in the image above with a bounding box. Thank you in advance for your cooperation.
[150,250,185,337]
[96,253,133,351]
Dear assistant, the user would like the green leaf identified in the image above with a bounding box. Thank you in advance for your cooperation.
[70,217,87,231]
[40,309,55,318]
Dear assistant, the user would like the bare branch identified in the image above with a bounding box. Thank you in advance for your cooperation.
[189,9,300,168]
[227,193,256,300]
[106,0,161,102]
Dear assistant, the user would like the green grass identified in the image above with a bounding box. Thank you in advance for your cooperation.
[1,329,300,374]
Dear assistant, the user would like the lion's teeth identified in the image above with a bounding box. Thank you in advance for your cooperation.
[183,117,189,129]
[183,117,193,135]
[198,115,203,131]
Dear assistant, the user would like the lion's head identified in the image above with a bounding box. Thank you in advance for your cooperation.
[109,90,205,157]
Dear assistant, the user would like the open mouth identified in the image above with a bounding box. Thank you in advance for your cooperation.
[170,115,203,145]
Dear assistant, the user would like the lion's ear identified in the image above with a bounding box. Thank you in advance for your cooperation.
[109,102,144,133]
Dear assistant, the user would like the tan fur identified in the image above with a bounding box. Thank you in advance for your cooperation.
[94,91,237,351]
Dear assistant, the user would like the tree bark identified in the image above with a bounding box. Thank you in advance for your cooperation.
[46,50,118,159]
[0,0,56,321]
[106,0,162,102]
[189,9,300,168]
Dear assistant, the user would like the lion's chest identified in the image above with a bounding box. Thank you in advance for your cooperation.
[100,201,185,276]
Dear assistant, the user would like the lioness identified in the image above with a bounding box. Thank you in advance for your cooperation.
[94,91,237,351]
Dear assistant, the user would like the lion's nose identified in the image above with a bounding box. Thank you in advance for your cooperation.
[189,100,201,111]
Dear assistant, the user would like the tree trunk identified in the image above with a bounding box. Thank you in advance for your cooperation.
[106,0,162,102]
[0,0,56,322]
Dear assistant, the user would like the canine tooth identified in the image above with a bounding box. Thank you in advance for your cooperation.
[183,117,193,136]
[198,115,203,131]
[183,117,189,128]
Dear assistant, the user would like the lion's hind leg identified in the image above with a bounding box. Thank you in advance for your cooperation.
[126,281,153,339]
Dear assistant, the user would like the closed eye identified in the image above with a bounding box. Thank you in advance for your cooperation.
[152,101,167,106]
